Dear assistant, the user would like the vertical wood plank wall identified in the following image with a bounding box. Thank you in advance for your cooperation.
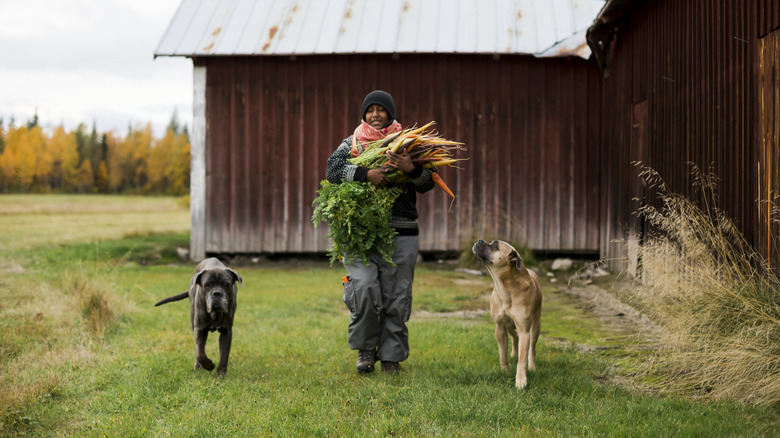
[758,29,780,267]
[595,0,780,271]
[201,54,601,256]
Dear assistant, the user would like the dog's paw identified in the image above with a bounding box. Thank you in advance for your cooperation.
[216,367,227,377]
[196,357,216,371]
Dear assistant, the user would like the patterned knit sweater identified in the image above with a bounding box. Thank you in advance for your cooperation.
[325,136,435,235]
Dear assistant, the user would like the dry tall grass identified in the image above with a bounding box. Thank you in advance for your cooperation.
[630,163,780,406]
[0,277,102,426]
[67,274,117,335]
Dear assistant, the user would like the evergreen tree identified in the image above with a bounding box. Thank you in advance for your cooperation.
[0,117,5,154]
[26,112,39,129]
[74,123,88,166]
[100,133,108,162]
[167,109,180,136]
[88,122,102,177]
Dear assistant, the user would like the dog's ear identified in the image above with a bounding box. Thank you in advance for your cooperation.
[192,269,208,287]
[227,269,243,287]
[508,250,524,270]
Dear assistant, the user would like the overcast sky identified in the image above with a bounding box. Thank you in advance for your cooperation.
[0,0,192,137]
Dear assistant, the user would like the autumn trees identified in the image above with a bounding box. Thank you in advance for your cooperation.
[0,115,190,195]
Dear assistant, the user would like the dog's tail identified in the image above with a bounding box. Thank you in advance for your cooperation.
[154,291,189,307]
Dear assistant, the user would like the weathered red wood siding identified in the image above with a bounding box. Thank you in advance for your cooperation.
[758,29,780,267]
[200,54,601,256]
[593,0,780,271]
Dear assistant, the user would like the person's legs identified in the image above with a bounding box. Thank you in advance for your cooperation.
[377,235,419,367]
[344,257,382,372]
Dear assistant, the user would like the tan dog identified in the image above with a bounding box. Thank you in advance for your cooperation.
[472,239,542,389]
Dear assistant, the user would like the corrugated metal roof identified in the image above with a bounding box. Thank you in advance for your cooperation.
[155,0,605,59]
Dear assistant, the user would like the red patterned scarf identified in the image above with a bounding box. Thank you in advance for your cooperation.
[350,120,403,157]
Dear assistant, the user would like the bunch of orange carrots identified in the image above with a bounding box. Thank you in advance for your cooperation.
[348,121,466,198]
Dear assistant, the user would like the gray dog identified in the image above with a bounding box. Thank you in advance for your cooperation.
[155,257,243,377]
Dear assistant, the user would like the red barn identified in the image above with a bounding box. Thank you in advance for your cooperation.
[587,0,780,272]
[155,0,607,261]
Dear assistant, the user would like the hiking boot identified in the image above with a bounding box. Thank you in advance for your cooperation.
[356,349,377,373]
[381,361,400,375]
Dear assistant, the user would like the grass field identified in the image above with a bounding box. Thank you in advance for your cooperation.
[0,195,778,437]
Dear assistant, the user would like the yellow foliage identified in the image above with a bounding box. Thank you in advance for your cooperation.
[76,160,93,192]
[95,161,109,193]
[0,121,190,194]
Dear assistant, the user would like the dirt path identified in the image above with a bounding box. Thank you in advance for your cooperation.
[415,261,661,347]
[561,279,659,338]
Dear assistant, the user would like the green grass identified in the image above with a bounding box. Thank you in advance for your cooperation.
[1,194,778,437]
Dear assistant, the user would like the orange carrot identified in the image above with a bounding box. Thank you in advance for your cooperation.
[421,148,443,158]
[431,172,455,198]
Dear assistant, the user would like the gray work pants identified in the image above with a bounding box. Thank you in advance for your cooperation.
[342,235,418,363]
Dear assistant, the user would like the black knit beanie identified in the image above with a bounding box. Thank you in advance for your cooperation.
[360,90,396,126]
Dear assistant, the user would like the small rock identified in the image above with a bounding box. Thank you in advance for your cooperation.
[176,247,190,262]
[0,262,25,274]
[551,258,573,271]
[455,268,485,276]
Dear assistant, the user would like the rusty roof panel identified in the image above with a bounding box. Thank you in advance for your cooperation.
[212,0,255,54]
[155,0,606,58]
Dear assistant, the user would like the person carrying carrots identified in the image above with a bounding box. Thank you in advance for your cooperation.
[325,90,435,375]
